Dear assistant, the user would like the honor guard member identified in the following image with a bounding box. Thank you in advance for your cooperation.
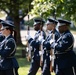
[26,17,46,75]
[50,18,76,75]
[38,18,60,75]
[0,20,19,75]
[0,19,5,43]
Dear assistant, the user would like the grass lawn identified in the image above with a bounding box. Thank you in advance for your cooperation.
[17,57,30,75]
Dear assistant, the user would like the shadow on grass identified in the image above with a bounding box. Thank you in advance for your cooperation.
[15,46,31,67]
[17,57,30,67]
[15,46,26,57]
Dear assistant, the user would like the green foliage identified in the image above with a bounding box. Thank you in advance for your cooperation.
[31,0,76,21]
[0,0,33,17]
[0,0,34,45]
[31,0,54,18]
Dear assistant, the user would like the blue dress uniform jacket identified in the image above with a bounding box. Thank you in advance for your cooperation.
[0,35,19,70]
[43,29,60,50]
[52,30,76,69]
[0,34,5,43]
[42,29,60,75]
[28,30,46,60]
[28,30,46,75]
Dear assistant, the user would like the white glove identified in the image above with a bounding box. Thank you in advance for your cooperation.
[50,55,52,61]
[38,35,43,41]
[26,35,31,41]
[38,35,45,44]
[39,50,44,56]
[50,39,55,44]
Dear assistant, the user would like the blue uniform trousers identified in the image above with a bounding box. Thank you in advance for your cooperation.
[55,66,76,75]
[0,68,19,75]
[42,55,51,75]
[28,59,42,75]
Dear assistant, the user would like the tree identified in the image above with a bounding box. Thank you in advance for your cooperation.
[31,0,54,18]
[31,0,76,21]
[0,0,33,45]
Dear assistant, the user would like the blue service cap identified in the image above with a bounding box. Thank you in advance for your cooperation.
[58,18,71,26]
[0,20,15,30]
[46,18,58,25]
[33,18,45,26]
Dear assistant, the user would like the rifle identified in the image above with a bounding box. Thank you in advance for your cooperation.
[39,19,44,66]
[50,32,55,72]
[50,9,56,72]
[26,15,32,62]
[26,26,32,62]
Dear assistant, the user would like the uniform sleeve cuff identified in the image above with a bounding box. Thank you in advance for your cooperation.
[51,42,57,49]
